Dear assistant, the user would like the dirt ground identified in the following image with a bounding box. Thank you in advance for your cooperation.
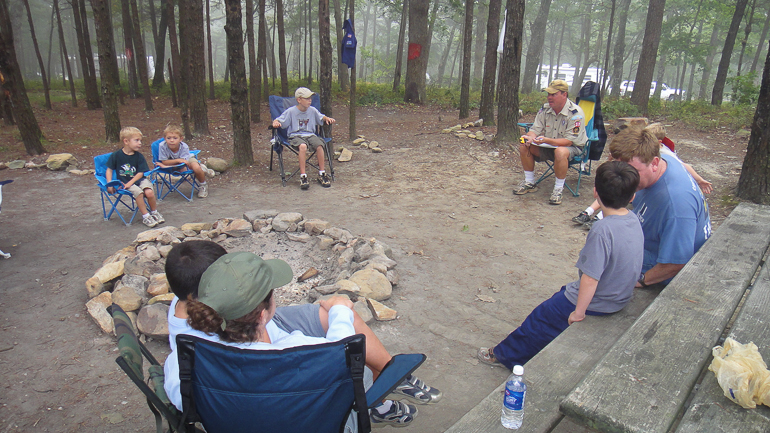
[0,96,747,432]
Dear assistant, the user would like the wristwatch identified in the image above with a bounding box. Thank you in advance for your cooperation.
[638,273,649,288]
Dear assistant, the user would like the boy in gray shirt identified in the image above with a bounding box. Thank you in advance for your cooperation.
[478,161,644,369]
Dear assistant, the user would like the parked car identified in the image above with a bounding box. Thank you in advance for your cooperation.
[619,80,683,100]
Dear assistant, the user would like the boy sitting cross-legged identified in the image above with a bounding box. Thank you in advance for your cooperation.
[106,126,164,228]
[163,240,443,428]
[155,125,215,198]
[478,160,644,369]
[271,87,335,190]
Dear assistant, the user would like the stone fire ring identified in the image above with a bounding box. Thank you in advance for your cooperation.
[85,210,400,339]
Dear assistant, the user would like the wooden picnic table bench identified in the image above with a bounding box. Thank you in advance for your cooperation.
[560,202,770,433]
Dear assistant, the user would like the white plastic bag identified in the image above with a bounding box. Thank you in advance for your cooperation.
[709,337,770,409]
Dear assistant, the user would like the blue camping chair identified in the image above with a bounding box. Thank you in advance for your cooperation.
[529,81,607,197]
[94,153,156,226]
[176,334,425,433]
[0,179,13,259]
[268,94,335,187]
[150,139,202,202]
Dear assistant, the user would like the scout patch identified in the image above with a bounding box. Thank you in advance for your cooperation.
[572,119,582,133]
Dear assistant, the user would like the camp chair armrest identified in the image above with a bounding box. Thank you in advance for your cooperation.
[105,180,123,188]
[365,353,426,408]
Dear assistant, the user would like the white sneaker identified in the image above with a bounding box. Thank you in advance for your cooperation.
[151,211,165,224]
[198,183,209,198]
[549,188,564,205]
[201,164,216,178]
[142,215,158,228]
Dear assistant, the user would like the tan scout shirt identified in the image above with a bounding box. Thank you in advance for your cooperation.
[531,99,587,148]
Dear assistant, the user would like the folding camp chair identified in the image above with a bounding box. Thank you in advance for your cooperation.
[0,179,13,259]
[176,334,425,433]
[94,153,156,226]
[268,94,335,187]
[110,304,200,433]
[150,139,202,202]
[533,81,607,197]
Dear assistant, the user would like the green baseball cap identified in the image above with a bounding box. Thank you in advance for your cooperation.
[197,252,293,321]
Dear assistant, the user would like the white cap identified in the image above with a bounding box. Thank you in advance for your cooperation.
[295,87,315,99]
[513,365,524,375]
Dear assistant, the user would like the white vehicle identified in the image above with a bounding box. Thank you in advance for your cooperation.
[619,80,683,100]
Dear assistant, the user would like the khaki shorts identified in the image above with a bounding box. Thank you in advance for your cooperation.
[126,178,154,198]
[534,145,583,162]
[289,135,325,152]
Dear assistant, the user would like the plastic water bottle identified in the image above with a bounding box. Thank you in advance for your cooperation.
[501,365,526,429]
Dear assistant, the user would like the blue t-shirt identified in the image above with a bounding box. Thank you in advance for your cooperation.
[633,154,711,280]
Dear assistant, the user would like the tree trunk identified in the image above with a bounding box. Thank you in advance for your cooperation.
[130,0,154,111]
[630,0,666,116]
[257,0,268,101]
[436,22,457,86]
[206,0,215,99]
[54,0,77,107]
[319,0,332,118]
[71,0,101,108]
[478,0,501,125]
[521,0,552,94]
[224,0,253,165]
[168,58,177,106]
[404,0,428,104]
[246,0,259,121]
[712,0,749,105]
[610,0,631,98]
[180,0,209,134]
[472,1,487,88]
[21,0,51,109]
[121,0,138,98]
[0,0,46,154]
[89,0,122,142]
[151,0,168,87]
[601,0,615,96]
[737,40,770,203]
[497,0,524,142]
[47,8,55,86]
[392,0,407,91]
[699,22,720,100]
[332,0,348,90]
[750,10,770,75]
[167,0,191,137]
[349,1,356,140]
[276,0,289,95]
[459,0,474,119]
[736,0,756,76]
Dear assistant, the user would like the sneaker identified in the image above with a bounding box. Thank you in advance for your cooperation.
[200,163,216,178]
[370,400,418,428]
[197,183,209,198]
[477,347,505,368]
[299,175,310,190]
[572,211,591,224]
[549,188,563,205]
[151,211,165,224]
[584,215,599,230]
[389,374,443,405]
[142,215,158,228]
[513,180,538,195]
[318,172,331,188]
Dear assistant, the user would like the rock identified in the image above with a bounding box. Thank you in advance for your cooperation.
[86,276,104,298]
[338,247,355,267]
[336,279,361,298]
[349,269,392,301]
[46,153,78,171]
[180,222,214,233]
[463,122,474,128]
[455,133,466,138]
[243,209,280,222]
[147,293,175,304]
[123,256,162,279]
[287,232,311,242]
[354,242,375,262]
[353,300,374,324]
[211,234,227,243]
[158,245,173,258]
[147,273,169,297]
[369,141,379,148]
[315,284,339,295]
[371,147,383,153]
[119,274,149,297]
[93,260,125,283]
[68,169,91,175]
[272,212,303,232]
[336,270,352,281]
[316,235,336,250]
[338,148,353,162]
[352,138,366,144]
[252,219,272,232]
[136,303,170,337]
[366,298,397,321]
[223,219,253,237]
[138,245,161,262]
[7,160,26,169]
[134,228,164,244]
[102,247,136,266]
[297,267,319,282]
[442,128,453,133]
[364,254,397,270]
[86,292,114,334]
[157,227,185,245]
[737,129,751,138]
[473,118,484,127]
[485,134,495,142]
[205,157,228,173]
[475,131,485,140]
[386,269,399,286]
[360,142,369,149]
[112,284,143,312]
[323,227,353,244]
[372,240,394,259]
[365,262,388,274]
[303,219,331,235]
[313,294,351,305]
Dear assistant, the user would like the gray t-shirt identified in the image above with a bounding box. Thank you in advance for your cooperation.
[564,212,644,313]
[158,140,192,161]
[275,105,325,138]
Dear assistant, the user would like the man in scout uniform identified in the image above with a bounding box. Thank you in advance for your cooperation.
[515,79,588,205]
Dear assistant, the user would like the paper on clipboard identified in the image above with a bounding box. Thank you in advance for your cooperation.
[532,143,558,149]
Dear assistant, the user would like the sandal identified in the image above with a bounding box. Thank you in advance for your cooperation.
[477,347,505,368]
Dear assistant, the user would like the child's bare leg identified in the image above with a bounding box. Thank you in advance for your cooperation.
[136,192,150,214]
[298,143,308,175]
[189,161,206,183]
[318,307,390,379]
[143,188,157,212]
[316,145,326,172]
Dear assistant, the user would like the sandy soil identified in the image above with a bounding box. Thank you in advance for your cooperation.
[0,96,747,432]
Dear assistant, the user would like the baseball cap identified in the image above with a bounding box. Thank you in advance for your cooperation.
[295,87,315,99]
[545,80,569,94]
[197,252,293,321]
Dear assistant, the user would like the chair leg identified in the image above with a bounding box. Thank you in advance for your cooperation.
[277,151,287,187]
[325,142,335,181]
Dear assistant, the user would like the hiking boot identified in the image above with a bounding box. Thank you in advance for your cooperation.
[197,183,209,198]
[370,401,417,428]
[549,187,563,205]
[151,211,165,224]
[572,211,591,224]
[513,180,538,195]
[299,175,310,190]
[477,347,505,368]
[388,374,443,405]
[142,215,158,228]
[318,172,331,188]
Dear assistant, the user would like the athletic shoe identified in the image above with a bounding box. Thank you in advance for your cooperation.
[151,211,165,224]
[513,180,537,195]
[197,183,209,198]
[299,175,310,190]
[389,374,443,405]
[318,172,331,188]
[477,347,505,368]
[142,215,158,228]
[584,215,599,230]
[572,211,591,224]
[370,400,417,428]
[549,187,563,205]
[200,163,216,178]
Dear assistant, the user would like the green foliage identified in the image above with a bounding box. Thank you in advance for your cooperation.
[727,72,760,106]
[519,93,545,115]
[601,97,640,119]
[651,100,755,131]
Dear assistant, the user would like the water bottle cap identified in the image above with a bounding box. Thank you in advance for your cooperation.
[513,365,524,375]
